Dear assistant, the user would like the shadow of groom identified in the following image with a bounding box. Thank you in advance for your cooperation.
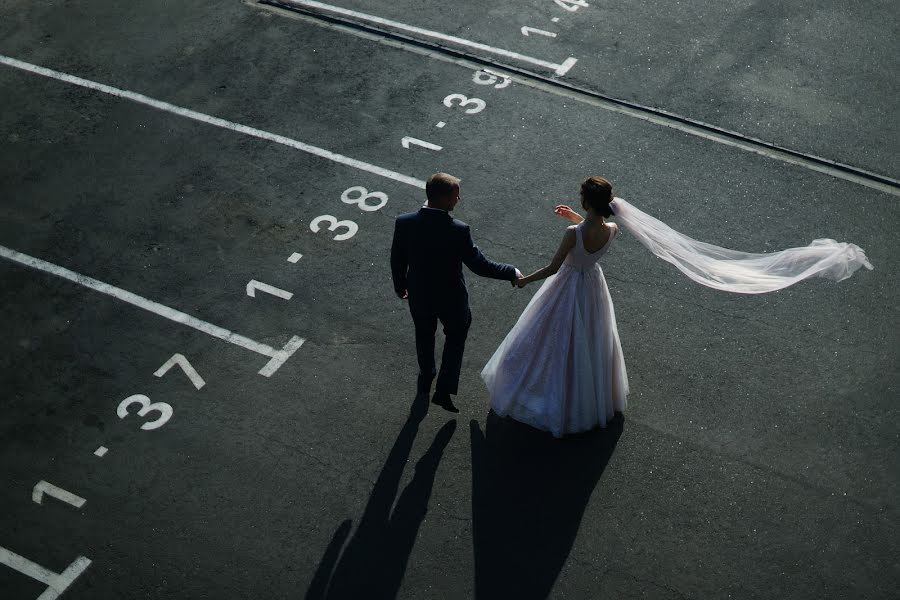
[471,411,624,599]
[305,392,456,600]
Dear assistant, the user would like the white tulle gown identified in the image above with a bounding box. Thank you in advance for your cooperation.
[481,222,628,437]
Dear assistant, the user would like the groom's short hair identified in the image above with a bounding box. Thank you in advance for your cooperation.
[426,173,460,202]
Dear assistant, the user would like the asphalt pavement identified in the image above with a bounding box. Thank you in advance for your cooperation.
[0,1,897,598]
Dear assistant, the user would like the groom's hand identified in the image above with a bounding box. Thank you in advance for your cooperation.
[397,289,409,300]
[511,268,524,288]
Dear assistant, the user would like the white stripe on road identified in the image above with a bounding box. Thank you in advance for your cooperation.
[0,546,91,600]
[38,556,92,600]
[256,2,899,197]
[0,245,304,376]
[277,0,579,76]
[0,546,58,585]
[0,54,426,189]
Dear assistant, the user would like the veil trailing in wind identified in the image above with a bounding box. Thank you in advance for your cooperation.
[609,197,873,294]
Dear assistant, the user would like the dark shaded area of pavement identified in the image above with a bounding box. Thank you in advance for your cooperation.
[471,412,623,599]
[306,392,457,600]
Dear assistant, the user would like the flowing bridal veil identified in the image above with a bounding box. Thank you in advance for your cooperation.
[609,197,873,293]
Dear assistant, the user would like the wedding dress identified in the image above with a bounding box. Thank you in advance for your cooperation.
[481,197,873,437]
[482,222,628,437]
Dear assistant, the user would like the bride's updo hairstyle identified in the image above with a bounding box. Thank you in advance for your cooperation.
[580,176,614,218]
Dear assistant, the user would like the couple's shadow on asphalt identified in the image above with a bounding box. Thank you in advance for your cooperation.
[305,392,623,600]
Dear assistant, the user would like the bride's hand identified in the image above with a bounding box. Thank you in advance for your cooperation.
[554,205,583,224]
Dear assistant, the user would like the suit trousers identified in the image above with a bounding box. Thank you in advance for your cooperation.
[410,301,472,395]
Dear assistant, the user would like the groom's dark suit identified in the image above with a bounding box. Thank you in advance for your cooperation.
[391,207,517,395]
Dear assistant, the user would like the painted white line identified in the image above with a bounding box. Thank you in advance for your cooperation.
[555,57,578,77]
[0,545,57,586]
[287,252,304,263]
[32,480,86,509]
[0,245,303,376]
[154,353,206,390]
[256,0,898,196]
[0,546,56,587]
[94,446,108,457]
[247,279,294,300]
[258,335,306,377]
[278,0,578,76]
[41,556,92,600]
[0,54,425,189]
[0,546,91,600]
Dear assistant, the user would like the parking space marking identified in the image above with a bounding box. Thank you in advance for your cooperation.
[0,546,91,600]
[246,279,294,300]
[258,335,306,377]
[271,0,579,76]
[0,54,426,189]
[521,26,557,38]
[154,353,206,390]
[0,244,304,377]
[256,4,899,197]
[401,136,442,152]
[32,481,86,509]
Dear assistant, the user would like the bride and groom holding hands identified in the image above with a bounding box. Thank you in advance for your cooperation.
[391,172,873,437]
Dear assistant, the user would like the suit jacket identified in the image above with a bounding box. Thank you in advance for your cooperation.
[391,207,517,311]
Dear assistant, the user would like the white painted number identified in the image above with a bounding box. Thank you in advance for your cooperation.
[32,480,86,508]
[472,69,511,89]
[443,93,486,114]
[116,394,173,431]
[401,136,443,152]
[554,0,589,11]
[154,353,206,390]
[341,186,388,212]
[310,215,358,241]
[246,280,294,301]
[521,26,557,38]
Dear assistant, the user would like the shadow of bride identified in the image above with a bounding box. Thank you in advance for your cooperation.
[470,411,624,600]
[305,392,456,600]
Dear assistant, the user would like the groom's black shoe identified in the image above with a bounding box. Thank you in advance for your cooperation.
[431,390,460,414]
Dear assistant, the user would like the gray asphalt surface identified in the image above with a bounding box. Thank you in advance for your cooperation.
[290,0,900,177]
[0,1,897,599]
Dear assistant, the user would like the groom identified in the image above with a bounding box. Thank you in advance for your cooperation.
[391,173,522,413]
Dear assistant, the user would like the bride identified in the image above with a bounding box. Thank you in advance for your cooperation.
[481,176,873,438]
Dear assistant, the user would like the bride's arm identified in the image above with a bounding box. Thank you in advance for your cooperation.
[554,205,584,224]
[517,227,577,287]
